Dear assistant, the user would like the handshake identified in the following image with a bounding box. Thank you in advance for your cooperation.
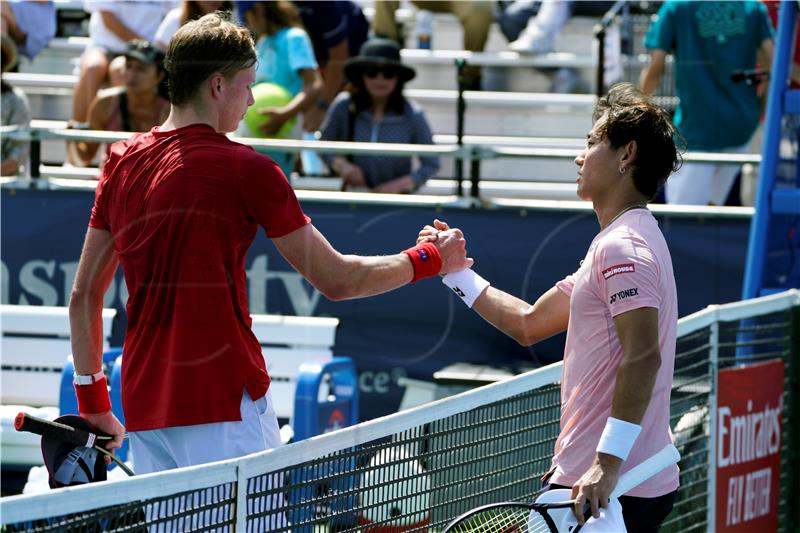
[415,219,473,276]
[413,219,490,309]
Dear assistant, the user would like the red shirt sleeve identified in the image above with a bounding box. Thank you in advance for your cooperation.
[234,146,310,237]
[88,168,111,231]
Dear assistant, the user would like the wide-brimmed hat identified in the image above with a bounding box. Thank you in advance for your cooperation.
[41,415,108,488]
[344,38,415,83]
[123,39,165,68]
[1,34,18,73]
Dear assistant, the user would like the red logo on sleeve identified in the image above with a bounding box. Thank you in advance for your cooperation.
[602,263,635,280]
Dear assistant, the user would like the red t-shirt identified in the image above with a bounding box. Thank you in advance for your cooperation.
[89,123,310,431]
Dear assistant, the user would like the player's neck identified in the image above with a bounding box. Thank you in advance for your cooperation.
[595,195,648,230]
[160,105,220,133]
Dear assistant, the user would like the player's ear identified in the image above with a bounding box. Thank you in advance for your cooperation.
[620,140,638,167]
[209,73,225,99]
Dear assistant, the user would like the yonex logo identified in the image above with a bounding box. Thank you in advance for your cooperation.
[609,287,638,304]
[451,286,465,298]
[602,263,635,280]
[418,249,430,262]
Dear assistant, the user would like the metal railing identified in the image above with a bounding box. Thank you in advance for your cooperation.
[0,125,762,199]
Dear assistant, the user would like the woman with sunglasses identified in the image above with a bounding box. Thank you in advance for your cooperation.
[320,38,440,193]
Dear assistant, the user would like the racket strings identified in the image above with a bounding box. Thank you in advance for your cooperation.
[446,505,559,533]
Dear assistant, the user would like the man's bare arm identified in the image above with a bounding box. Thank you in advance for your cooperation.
[272,223,471,301]
[639,49,667,95]
[69,227,119,375]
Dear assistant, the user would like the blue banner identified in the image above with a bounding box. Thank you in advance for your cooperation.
[1,187,749,419]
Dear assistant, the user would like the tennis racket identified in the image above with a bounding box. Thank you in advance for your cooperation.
[14,412,134,476]
[443,444,680,533]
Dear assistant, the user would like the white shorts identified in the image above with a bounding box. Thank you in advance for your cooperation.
[130,389,282,472]
[665,142,750,206]
[129,390,285,531]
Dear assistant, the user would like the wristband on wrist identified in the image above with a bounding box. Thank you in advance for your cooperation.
[74,376,112,414]
[596,416,642,460]
[73,369,105,385]
[402,242,442,283]
[442,268,490,308]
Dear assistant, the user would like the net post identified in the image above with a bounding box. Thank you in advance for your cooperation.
[236,464,248,531]
[788,302,800,532]
[706,319,720,532]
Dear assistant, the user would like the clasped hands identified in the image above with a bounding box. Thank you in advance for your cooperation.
[417,219,473,275]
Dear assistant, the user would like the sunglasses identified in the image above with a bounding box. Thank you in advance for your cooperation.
[364,66,398,79]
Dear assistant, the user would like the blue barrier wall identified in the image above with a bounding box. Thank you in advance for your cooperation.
[1,187,750,419]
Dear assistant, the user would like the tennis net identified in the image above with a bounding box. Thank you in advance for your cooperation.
[1,289,797,532]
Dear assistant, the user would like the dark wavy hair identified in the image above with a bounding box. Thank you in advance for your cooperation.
[593,83,684,200]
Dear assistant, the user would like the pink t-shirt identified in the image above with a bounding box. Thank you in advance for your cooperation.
[551,208,679,498]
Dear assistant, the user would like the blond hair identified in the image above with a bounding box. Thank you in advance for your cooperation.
[164,12,256,106]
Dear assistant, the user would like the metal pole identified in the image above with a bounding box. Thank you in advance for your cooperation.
[30,129,41,181]
[788,304,800,532]
[470,148,480,199]
[707,319,719,532]
[455,58,466,197]
[595,25,606,98]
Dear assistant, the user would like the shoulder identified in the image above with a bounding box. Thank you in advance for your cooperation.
[653,0,683,21]
[596,229,636,257]
[404,98,424,114]
[7,86,29,106]
[163,7,181,22]
[745,0,769,16]
[108,129,152,160]
[92,88,123,113]
[232,145,293,188]
[329,92,352,112]
[234,144,284,172]
[404,99,430,121]
[285,26,312,41]
[596,222,653,260]
[95,86,124,102]
[597,219,662,265]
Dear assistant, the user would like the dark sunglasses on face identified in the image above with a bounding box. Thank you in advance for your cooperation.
[364,66,398,79]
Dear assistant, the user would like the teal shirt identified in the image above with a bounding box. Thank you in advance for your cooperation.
[644,0,773,150]
[250,26,317,176]
[255,27,317,97]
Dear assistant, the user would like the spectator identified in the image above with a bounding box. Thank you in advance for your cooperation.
[154,1,231,50]
[74,39,169,168]
[372,1,493,90]
[0,0,56,63]
[640,0,774,205]
[68,0,173,166]
[292,0,369,132]
[237,0,322,176]
[320,38,439,193]
[1,35,31,176]
[499,0,570,55]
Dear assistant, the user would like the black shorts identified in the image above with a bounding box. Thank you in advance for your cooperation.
[545,482,677,533]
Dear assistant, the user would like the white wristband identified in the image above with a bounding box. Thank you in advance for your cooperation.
[596,417,642,460]
[73,369,105,386]
[442,268,490,308]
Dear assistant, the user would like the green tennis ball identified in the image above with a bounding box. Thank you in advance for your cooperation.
[244,82,296,138]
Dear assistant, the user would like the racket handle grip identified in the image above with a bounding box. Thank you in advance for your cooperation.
[612,444,681,498]
[14,412,93,447]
